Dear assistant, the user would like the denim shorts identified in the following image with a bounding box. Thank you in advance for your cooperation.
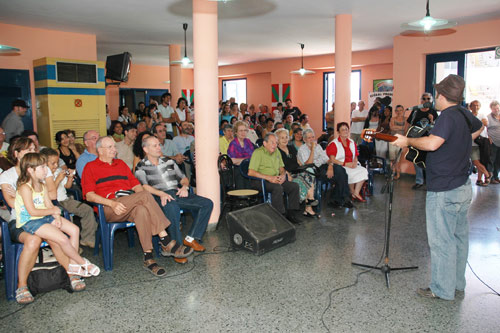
[21,215,55,235]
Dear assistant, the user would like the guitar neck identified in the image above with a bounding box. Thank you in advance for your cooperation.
[373,133,397,142]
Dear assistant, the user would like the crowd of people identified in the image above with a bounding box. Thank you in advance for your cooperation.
[0,92,210,304]
[0,81,498,304]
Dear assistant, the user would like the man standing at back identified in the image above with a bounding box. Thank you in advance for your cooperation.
[2,99,28,142]
[283,98,302,122]
[158,92,179,137]
[392,75,483,300]
[351,101,368,145]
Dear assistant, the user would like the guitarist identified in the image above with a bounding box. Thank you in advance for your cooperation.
[405,92,439,190]
[392,75,483,300]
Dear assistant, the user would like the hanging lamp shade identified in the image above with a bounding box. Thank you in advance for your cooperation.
[170,23,193,66]
[290,43,315,76]
[401,0,457,33]
[0,44,21,53]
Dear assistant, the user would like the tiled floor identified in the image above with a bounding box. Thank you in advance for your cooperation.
[1,174,500,332]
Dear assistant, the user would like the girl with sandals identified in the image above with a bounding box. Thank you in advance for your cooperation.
[0,137,87,304]
[15,153,100,302]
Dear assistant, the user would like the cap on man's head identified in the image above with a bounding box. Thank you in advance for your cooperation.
[12,99,28,109]
[434,74,465,103]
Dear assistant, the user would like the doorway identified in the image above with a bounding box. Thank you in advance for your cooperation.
[0,69,33,131]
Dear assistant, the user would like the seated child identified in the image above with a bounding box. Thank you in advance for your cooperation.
[41,148,97,248]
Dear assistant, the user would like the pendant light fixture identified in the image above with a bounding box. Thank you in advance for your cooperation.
[170,23,192,67]
[0,44,21,53]
[290,43,315,76]
[401,0,457,33]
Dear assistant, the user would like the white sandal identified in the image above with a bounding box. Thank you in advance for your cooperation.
[82,258,100,277]
[67,263,91,278]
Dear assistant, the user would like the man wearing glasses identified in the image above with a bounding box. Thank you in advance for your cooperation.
[405,92,439,190]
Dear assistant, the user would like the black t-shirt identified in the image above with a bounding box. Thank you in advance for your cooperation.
[283,107,302,121]
[426,105,482,192]
[278,145,300,172]
[407,107,439,127]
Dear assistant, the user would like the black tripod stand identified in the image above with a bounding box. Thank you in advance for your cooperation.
[352,149,418,288]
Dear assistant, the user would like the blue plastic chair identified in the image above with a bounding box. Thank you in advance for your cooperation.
[1,218,51,301]
[239,158,271,203]
[92,203,162,271]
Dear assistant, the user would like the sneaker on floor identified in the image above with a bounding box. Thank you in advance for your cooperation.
[416,287,441,299]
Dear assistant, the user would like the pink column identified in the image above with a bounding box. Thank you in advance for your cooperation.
[334,14,352,133]
[193,0,220,226]
[169,44,182,102]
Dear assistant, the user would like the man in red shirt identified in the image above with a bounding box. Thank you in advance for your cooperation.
[82,136,190,276]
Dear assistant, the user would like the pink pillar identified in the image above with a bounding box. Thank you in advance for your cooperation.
[169,44,182,102]
[193,0,220,226]
[334,14,352,134]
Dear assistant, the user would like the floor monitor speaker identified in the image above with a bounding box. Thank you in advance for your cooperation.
[226,203,296,255]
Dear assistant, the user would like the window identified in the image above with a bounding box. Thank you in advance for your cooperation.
[222,79,247,104]
[323,70,361,129]
[426,48,500,117]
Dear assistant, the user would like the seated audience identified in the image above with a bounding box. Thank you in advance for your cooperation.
[132,131,153,172]
[136,120,147,134]
[0,126,9,153]
[299,114,312,130]
[219,124,233,155]
[136,136,213,255]
[0,137,85,304]
[326,122,368,202]
[173,121,195,154]
[298,129,353,208]
[76,130,99,178]
[65,129,85,155]
[17,152,99,281]
[275,129,317,218]
[82,136,179,277]
[55,130,80,170]
[175,97,192,123]
[291,127,304,150]
[110,120,124,142]
[228,121,255,188]
[115,124,137,169]
[152,123,185,165]
[317,127,334,144]
[118,105,134,125]
[41,148,98,248]
[248,133,301,224]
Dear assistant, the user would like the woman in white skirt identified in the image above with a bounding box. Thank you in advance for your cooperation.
[326,122,368,202]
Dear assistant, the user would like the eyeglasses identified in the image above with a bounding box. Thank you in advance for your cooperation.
[422,97,431,101]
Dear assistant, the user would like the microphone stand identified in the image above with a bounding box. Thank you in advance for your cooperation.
[351,148,418,288]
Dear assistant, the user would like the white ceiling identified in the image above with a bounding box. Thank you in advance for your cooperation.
[1,0,500,66]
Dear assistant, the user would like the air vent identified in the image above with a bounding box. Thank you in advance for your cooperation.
[56,62,97,83]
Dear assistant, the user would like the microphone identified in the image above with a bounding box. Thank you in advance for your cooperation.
[406,102,432,110]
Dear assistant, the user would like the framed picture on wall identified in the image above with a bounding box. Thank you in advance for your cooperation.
[373,79,393,92]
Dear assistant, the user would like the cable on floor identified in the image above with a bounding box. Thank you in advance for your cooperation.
[467,261,500,296]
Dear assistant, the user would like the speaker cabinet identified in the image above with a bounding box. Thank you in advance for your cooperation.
[227,203,296,255]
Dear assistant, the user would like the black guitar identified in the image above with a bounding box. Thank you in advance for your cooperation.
[361,127,429,168]
[404,126,430,168]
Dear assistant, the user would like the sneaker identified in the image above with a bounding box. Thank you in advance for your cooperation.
[412,184,424,190]
[416,287,440,299]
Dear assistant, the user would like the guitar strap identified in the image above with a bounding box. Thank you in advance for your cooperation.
[456,106,473,133]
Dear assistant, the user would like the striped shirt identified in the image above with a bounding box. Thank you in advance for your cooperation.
[135,157,185,191]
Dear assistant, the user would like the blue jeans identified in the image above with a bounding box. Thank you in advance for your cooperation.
[154,190,213,243]
[415,164,424,185]
[425,179,471,300]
